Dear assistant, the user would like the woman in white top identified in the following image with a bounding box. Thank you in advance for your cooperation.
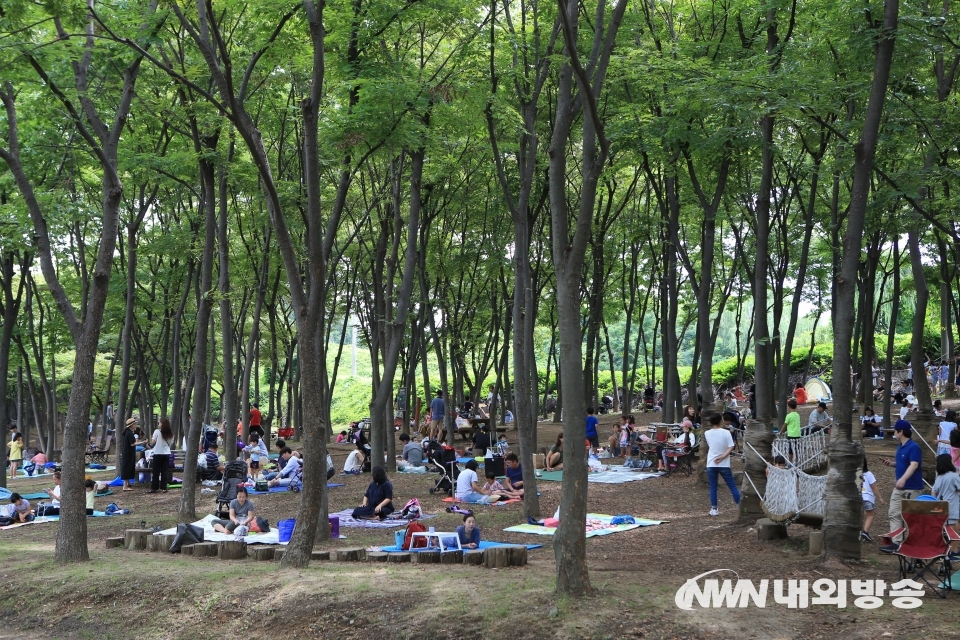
[148,417,175,493]
[658,420,697,472]
[860,456,884,542]
[343,442,367,474]
[859,407,882,438]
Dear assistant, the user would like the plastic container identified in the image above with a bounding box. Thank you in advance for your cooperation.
[329,515,340,538]
[394,530,404,548]
[278,518,296,543]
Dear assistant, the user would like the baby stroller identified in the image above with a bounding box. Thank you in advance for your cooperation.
[426,443,459,497]
[215,459,247,517]
[599,395,614,414]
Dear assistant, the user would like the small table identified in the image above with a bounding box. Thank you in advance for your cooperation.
[409,531,463,552]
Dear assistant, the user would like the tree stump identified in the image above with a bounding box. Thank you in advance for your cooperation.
[124,529,152,551]
[440,550,463,564]
[386,552,411,563]
[411,550,441,564]
[253,547,278,561]
[757,518,789,541]
[105,537,125,549]
[273,550,285,562]
[192,542,220,558]
[336,548,366,562]
[218,540,248,560]
[181,544,195,556]
[504,545,527,566]
[311,550,330,561]
[153,534,175,553]
[463,549,485,565]
[484,546,510,568]
[366,551,389,563]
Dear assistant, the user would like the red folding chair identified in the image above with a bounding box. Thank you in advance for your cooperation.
[880,499,955,598]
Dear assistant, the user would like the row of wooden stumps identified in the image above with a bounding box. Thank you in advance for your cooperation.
[109,531,528,567]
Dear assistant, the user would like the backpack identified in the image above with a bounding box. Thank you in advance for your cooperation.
[402,521,428,550]
[399,498,422,520]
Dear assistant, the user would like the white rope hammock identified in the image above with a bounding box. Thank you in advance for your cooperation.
[771,429,828,470]
[744,442,828,524]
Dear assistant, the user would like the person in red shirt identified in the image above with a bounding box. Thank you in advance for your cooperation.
[792,383,808,405]
[249,404,264,438]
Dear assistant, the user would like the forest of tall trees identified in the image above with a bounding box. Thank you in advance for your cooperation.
[2,0,959,590]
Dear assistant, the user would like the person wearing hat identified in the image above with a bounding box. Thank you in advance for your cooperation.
[879,420,924,552]
[119,417,146,491]
[899,395,916,421]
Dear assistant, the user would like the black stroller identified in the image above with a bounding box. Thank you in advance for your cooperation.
[215,459,247,517]
[202,424,218,451]
[426,442,459,497]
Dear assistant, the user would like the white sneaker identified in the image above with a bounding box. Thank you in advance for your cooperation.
[709,508,719,516]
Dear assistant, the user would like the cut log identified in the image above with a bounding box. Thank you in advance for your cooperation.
[146,535,158,552]
[366,551,389,563]
[218,540,248,560]
[411,550,441,564]
[504,545,527,567]
[311,550,331,561]
[440,550,463,564]
[463,549,485,565]
[181,544,195,556]
[253,547,278,561]
[273,550,285,562]
[809,530,824,556]
[153,534,175,554]
[124,529,152,551]
[192,542,220,558]
[757,518,789,541]
[105,536,125,549]
[484,546,510,569]
[386,552,411,563]
[336,548,366,562]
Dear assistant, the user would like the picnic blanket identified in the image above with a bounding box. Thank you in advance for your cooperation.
[246,483,344,495]
[0,516,60,530]
[441,496,521,507]
[329,509,437,529]
[535,467,664,484]
[378,540,542,552]
[152,514,344,545]
[504,513,665,538]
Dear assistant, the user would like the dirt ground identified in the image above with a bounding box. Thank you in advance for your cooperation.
[2,402,960,639]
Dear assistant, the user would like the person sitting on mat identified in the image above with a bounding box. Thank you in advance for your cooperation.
[267,447,301,487]
[483,469,521,500]
[455,460,501,504]
[213,486,256,533]
[9,493,34,523]
[456,514,481,549]
[343,442,366,474]
[41,471,62,516]
[545,434,564,471]
[352,466,394,520]
[503,452,524,498]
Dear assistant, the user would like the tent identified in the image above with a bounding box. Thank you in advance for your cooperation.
[804,377,832,403]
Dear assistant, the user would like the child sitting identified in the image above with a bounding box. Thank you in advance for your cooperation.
[483,470,520,500]
[9,493,34,523]
[336,430,348,444]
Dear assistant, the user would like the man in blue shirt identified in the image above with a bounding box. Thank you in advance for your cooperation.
[585,406,599,450]
[429,390,446,441]
[880,420,923,552]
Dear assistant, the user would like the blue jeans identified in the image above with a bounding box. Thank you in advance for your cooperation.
[459,492,495,504]
[707,466,741,509]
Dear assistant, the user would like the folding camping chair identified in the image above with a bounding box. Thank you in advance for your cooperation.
[880,499,956,598]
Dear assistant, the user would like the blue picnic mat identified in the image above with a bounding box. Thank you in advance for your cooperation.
[247,483,343,495]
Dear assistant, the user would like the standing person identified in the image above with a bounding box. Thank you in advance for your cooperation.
[704,413,740,516]
[429,390,445,441]
[105,401,115,432]
[8,432,23,479]
[352,466,394,520]
[860,457,884,542]
[585,406,599,451]
[248,403,263,439]
[932,454,960,558]
[148,417,175,494]
[119,417,143,491]
[937,410,958,456]
[782,399,801,462]
[879,420,924,553]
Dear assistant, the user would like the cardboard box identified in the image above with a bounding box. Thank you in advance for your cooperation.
[533,453,545,469]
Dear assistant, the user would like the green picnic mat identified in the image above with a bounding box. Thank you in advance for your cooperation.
[536,470,563,482]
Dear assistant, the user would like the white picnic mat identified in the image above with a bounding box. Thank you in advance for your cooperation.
[588,467,664,484]
[155,514,283,545]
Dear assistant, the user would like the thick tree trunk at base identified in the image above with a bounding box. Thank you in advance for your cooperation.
[821,424,863,560]
[739,419,773,522]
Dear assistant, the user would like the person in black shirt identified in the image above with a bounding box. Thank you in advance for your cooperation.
[352,466,394,520]
[469,427,491,456]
